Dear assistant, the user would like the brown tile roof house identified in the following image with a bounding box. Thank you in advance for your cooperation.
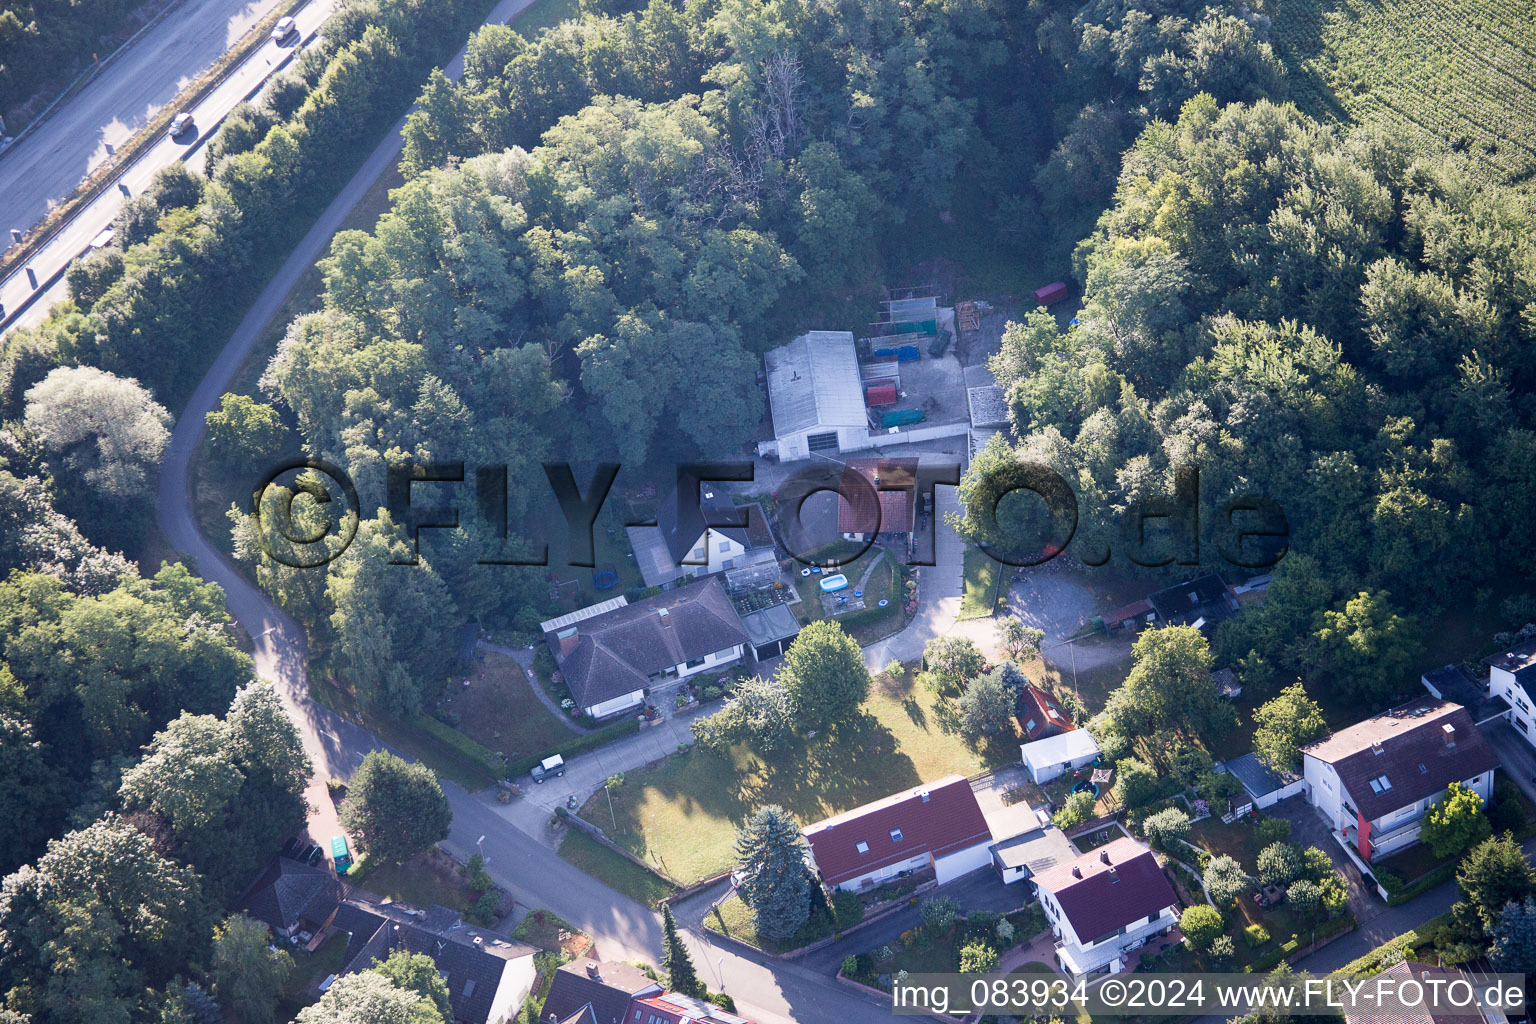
[837,458,917,536]
[1030,838,1178,945]
[539,959,661,1024]
[1017,684,1075,742]
[803,775,992,888]
[543,578,749,714]
[1302,699,1498,821]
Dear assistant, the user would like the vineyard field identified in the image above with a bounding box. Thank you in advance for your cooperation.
[1267,0,1536,195]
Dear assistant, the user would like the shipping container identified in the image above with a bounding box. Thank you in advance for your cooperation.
[1034,281,1069,306]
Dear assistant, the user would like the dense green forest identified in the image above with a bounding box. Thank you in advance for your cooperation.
[960,96,1536,708]
[215,0,1293,719]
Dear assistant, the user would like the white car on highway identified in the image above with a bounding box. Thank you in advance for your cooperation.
[272,16,298,43]
[168,112,195,139]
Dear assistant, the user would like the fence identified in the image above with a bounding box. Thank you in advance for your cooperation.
[1222,801,1255,824]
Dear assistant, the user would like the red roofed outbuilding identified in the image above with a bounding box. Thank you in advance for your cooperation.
[803,775,993,891]
[1017,684,1076,742]
[837,458,917,540]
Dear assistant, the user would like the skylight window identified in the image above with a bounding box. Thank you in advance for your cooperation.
[856,841,869,854]
[890,828,904,842]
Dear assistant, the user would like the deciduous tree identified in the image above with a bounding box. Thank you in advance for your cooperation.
[1252,684,1327,771]
[776,621,869,729]
[1421,782,1492,859]
[339,752,452,865]
[211,914,293,1024]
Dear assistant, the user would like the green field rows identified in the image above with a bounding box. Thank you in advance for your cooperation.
[1269,0,1536,194]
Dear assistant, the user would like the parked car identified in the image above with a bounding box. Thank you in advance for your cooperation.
[168,112,195,139]
[271,16,298,42]
[530,754,565,783]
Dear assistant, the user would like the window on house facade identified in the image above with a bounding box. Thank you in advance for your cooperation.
[808,431,839,452]
[685,657,705,668]
[718,541,730,553]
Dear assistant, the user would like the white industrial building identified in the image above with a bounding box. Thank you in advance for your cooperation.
[761,331,867,461]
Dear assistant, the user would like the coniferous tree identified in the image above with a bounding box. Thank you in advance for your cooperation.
[734,806,811,940]
[660,905,700,997]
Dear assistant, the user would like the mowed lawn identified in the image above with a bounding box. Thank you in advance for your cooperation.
[437,650,578,764]
[579,672,1007,884]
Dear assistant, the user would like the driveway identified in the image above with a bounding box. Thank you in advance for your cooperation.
[1480,718,1536,805]
[862,479,964,667]
[497,704,709,845]
[1268,795,1382,925]
[1004,565,1135,674]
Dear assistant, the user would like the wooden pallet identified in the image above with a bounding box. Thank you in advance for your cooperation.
[956,299,980,332]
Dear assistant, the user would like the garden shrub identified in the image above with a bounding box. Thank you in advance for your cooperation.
[832,890,864,931]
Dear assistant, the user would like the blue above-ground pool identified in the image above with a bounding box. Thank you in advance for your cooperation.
[1071,780,1100,798]
[819,573,850,593]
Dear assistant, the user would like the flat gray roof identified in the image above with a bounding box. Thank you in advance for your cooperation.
[991,825,1078,873]
[967,384,1008,428]
[739,603,800,646]
[1224,752,1299,800]
[764,331,865,437]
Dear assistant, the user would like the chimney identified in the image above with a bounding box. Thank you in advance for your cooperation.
[1109,867,1119,883]
[585,963,600,980]
[1071,866,1082,879]
[1443,723,1456,745]
[1099,850,1111,865]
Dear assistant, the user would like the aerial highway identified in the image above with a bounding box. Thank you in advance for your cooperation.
[0,0,337,337]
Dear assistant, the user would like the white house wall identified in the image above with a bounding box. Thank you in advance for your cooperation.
[1491,667,1536,741]
[933,842,992,885]
[828,851,931,892]
[586,690,645,718]
[1027,750,1097,785]
[1057,908,1178,975]
[487,955,537,1024]
[675,644,744,680]
[1252,777,1308,810]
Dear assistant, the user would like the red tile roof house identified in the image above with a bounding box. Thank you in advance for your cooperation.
[1030,837,1180,976]
[803,775,995,891]
[1017,684,1075,742]
[536,961,755,1024]
[1342,961,1507,1024]
[837,457,918,541]
[1301,697,1498,864]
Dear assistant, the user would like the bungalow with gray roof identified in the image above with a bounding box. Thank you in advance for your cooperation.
[541,578,749,719]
